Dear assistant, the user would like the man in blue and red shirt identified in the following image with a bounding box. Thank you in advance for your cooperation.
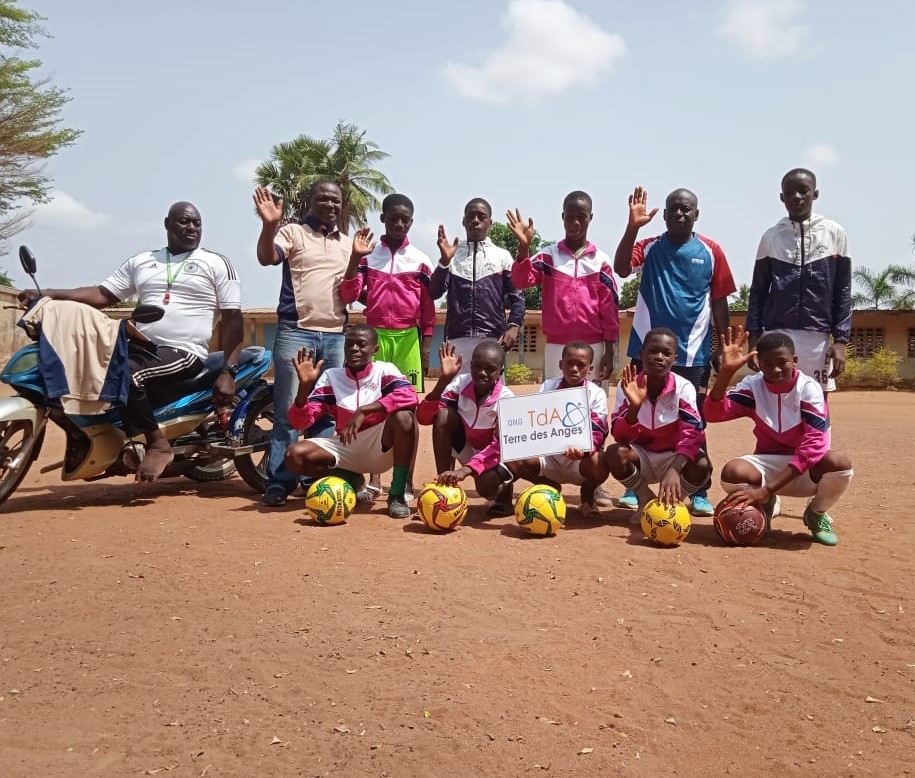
[613,186,736,515]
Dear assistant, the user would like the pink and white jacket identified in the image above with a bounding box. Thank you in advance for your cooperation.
[704,369,829,474]
[538,377,609,449]
[416,374,514,475]
[339,236,436,336]
[289,360,417,433]
[611,372,705,460]
[511,240,619,345]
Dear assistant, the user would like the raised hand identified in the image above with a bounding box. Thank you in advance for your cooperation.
[352,227,376,258]
[253,187,284,225]
[627,187,659,230]
[506,208,535,253]
[437,225,459,265]
[620,363,647,409]
[291,347,323,386]
[439,341,462,380]
[720,325,756,374]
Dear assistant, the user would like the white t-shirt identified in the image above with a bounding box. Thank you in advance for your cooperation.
[101,247,241,361]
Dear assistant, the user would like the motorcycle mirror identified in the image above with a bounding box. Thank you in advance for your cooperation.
[17,245,42,295]
[131,304,165,324]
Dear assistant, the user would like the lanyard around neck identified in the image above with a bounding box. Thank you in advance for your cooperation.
[162,248,190,304]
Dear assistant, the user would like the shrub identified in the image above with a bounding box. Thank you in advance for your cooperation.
[504,363,534,385]
[837,346,900,389]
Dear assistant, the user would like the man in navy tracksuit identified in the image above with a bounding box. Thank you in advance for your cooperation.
[432,198,525,371]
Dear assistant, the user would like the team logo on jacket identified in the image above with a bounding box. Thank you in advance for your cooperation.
[185,261,201,273]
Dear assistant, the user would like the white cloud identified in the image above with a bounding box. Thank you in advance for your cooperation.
[231,158,261,184]
[33,190,112,229]
[719,0,808,59]
[442,0,626,103]
[804,143,840,168]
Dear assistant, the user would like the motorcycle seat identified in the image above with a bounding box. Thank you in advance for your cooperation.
[150,346,266,404]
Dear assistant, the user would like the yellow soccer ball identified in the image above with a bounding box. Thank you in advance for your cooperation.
[417,483,469,532]
[305,476,357,525]
[515,484,566,537]
[640,498,691,546]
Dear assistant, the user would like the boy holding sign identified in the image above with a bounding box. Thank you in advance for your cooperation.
[603,328,711,516]
[417,341,515,515]
[503,342,610,517]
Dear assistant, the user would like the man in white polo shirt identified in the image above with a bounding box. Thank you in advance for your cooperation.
[19,201,244,482]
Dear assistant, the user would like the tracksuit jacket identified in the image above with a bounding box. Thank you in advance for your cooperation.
[512,240,619,345]
[338,236,436,337]
[747,214,852,341]
[430,238,525,341]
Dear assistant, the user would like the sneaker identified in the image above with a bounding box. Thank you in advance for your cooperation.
[760,494,779,530]
[804,506,839,546]
[616,489,639,509]
[357,483,383,503]
[579,500,600,519]
[387,494,412,519]
[690,491,714,516]
[486,501,513,517]
[404,490,415,505]
[261,485,289,507]
[594,485,614,508]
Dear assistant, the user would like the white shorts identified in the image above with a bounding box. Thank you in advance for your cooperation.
[310,421,393,474]
[630,444,679,485]
[738,454,817,497]
[544,341,607,387]
[767,329,835,392]
[538,454,585,486]
[449,337,495,375]
[453,442,481,467]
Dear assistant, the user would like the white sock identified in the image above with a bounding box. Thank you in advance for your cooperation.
[720,481,752,494]
[809,469,854,515]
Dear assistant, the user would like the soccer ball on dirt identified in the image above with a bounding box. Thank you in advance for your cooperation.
[713,500,767,546]
[305,476,357,525]
[515,484,566,537]
[640,499,691,546]
[417,483,469,531]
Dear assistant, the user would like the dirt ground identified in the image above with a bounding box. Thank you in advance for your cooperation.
[0,389,913,777]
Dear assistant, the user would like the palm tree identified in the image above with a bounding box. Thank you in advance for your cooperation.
[852,265,914,309]
[255,121,393,233]
[728,283,751,312]
[888,264,915,310]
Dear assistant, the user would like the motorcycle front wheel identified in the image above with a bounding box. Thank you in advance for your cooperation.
[234,392,273,494]
[0,419,46,508]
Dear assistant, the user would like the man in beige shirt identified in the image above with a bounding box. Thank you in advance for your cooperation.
[254,180,353,505]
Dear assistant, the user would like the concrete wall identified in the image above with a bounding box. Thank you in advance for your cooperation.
[0,286,31,363]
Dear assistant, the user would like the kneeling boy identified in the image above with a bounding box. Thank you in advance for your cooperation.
[417,340,514,514]
[603,328,711,515]
[705,327,853,546]
[504,341,610,517]
[284,324,418,518]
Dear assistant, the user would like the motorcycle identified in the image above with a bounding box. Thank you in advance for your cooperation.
[0,246,276,507]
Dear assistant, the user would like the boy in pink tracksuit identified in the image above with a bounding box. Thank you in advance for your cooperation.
[339,193,434,502]
[603,328,711,517]
[705,326,854,546]
[507,191,620,383]
[284,324,418,519]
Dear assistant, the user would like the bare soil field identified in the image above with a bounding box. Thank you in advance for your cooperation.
[0,390,913,777]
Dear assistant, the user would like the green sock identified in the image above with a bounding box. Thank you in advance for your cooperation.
[390,465,408,497]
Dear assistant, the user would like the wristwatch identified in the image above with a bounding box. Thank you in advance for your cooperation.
[221,363,239,377]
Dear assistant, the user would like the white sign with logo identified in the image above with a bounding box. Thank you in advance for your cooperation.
[497,386,593,462]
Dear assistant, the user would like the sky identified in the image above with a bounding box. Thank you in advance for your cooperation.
[6,0,915,307]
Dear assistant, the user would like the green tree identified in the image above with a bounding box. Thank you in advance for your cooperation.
[489,221,545,309]
[852,265,914,310]
[728,282,751,312]
[0,1,81,251]
[618,275,640,309]
[255,121,393,233]
[0,267,12,286]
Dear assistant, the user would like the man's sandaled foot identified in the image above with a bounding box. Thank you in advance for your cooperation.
[136,445,174,482]
[262,485,289,507]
